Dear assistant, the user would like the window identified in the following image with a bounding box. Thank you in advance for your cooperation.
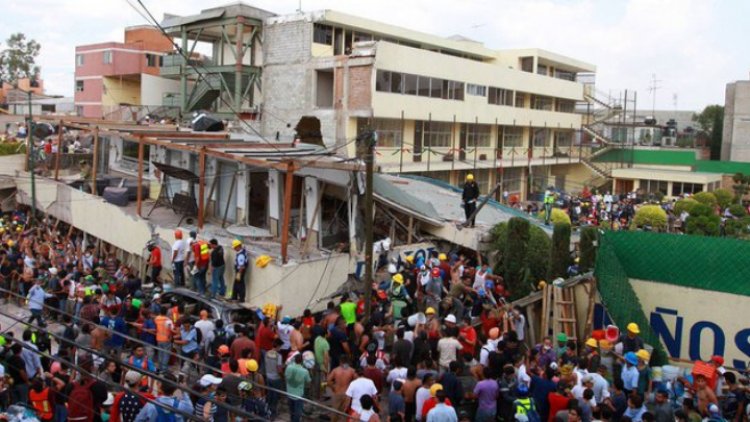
[554,131,573,147]
[417,76,431,97]
[313,24,334,45]
[532,128,549,147]
[520,57,534,72]
[403,74,418,95]
[464,124,492,148]
[466,84,487,97]
[367,118,403,148]
[451,81,464,100]
[353,32,373,43]
[423,121,452,147]
[390,72,403,94]
[103,51,112,64]
[488,87,513,106]
[501,126,524,147]
[531,95,553,110]
[376,70,391,92]
[639,179,668,195]
[122,140,151,168]
[671,182,703,196]
[146,54,159,67]
[556,99,575,113]
[502,167,523,192]
[315,70,334,107]
[536,64,548,75]
[75,106,84,116]
[430,78,443,98]
[75,80,84,92]
[76,54,84,66]
[554,69,576,81]
[515,92,526,108]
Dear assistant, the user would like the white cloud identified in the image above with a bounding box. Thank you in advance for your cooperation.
[1,0,746,110]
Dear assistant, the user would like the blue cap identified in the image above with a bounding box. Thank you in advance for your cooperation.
[625,351,638,365]
[517,384,529,396]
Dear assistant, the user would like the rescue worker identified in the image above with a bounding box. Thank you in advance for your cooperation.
[543,186,555,225]
[232,239,248,302]
[462,174,479,227]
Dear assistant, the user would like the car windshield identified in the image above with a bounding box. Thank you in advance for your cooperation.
[228,308,255,325]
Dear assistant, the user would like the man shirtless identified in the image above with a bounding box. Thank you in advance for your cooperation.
[289,322,307,352]
[327,355,357,422]
[694,374,718,416]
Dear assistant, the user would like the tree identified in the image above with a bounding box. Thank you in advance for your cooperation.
[503,217,532,300]
[692,192,717,207]
[692,105,724,160]
[549,223,571,280]
[0,33,41,84]
[579,227,598,272]
[732,173,750,204]
[491,221,550,285]
[713,188,733,209]
[631,205,667,231]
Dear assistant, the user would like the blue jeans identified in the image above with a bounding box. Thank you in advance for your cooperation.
[57,298,67,320]
[288,397,303,422]
[475,407,496,422]
[267,378,284,417]
[54,404,67,422]
[193,267,207,294]
[173,261,184,286]
[211,265,225,297]
[28,309,45,327]
[157,341,171,372]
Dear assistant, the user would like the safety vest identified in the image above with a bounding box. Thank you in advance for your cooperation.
[155,316,172,343]
[199,241,210,262]
[128,356,150,387]
[544,191,555,204]
[29,387,52,420]
[170,306,181,324]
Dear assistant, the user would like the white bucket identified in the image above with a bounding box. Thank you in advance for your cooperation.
[408,312,427,327]
[652,366,663,382]
[662,365,681,382]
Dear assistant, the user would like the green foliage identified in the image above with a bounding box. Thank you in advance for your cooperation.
[685,215,721,236]
[503,217,531,300]
[539,208,571,225]
[0,142,25,156]
[549,223,571,280]
[689,203,715,218]
[0,33,41,84]
[692,191,717,207]
[579,227,598,272]
[725,217,750,239]
[713,188,733,209]
[728,204,748,218]
[492,219,551,297]
[674,198,698,215]
[632,205,667,231]
[732,173,750,203]
[692,105,724,160]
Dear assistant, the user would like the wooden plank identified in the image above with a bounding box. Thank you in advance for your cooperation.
[136,137,145,217]
[280,162,295,263]
[90,127,99,196]
[584,278,598,340]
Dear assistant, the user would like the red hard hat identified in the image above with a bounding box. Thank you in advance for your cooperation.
[431,267,441,278]
[174,230,183,239]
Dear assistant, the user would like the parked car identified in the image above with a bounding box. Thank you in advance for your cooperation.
[160,288,256,328]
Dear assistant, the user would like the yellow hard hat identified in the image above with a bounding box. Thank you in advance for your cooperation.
[438,253,447,261]
[537,280,547,290]
[430,383,443,397]
[392,273,404,284]
[466,174,474,181]
[16,226,22,232]
[627,322,640,334]
[585,338,598,348]
[232,239,242,249]
[425,307,436,315]
[636,349,650,362]
[405,255,414,263]
[255,255,272,268]
[246,359,259,372]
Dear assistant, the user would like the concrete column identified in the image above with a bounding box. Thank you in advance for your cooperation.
[304,177,320,247]
[268,170,281,236]
[234,18,245,111]
[180,27,188,112]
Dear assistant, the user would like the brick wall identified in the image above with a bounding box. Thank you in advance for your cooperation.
[347,65,372,110]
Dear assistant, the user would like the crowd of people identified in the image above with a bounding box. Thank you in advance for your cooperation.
[0,205,748,422]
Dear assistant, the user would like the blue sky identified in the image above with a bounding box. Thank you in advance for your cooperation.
[2,0,748,111]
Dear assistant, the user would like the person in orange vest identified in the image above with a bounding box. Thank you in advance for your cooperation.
[188,231,210,295]
[125,345,156,390]
[29,378,54,422]
[154,306,174,372]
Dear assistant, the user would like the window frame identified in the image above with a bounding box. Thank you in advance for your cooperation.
[75,54,84,67]
[466,83,487,97]
[313,23,334,45]
[103,51,112,64]
[75,80,84,92]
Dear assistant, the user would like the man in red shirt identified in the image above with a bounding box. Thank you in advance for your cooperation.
[188,231,209,294]
[147,241,162,284]
[458,316,477,358]
[257,317,277,352]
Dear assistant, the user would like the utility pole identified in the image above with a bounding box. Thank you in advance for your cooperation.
[360,127,377,321]
[648,73,662,117]
[26,90,36,224]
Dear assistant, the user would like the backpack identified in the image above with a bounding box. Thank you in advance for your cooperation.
[514,399,540,422]
[193,327,203,346]
[155,398,179,422]
[210,329,228,354]
[67,379,96,422]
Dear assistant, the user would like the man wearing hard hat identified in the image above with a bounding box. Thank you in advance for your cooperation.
[619,322,644,355]
[232,239,248,302]
[462,173,479,227]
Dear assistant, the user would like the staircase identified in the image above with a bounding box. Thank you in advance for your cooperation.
[186,74,222,112]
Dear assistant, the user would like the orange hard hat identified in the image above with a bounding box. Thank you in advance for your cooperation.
[175,230,183,239]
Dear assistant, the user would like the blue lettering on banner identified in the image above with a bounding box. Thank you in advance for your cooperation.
[689,321,725,361]
[651,308,683,358]
[734,329,750,371]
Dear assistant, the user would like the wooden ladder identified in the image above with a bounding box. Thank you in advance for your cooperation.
[541,284,579,342]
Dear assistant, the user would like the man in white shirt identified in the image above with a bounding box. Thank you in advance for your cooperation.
[171,230,187,286]
[345,369,378,415]
[415,375,435,422]
[436,330,462,373]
